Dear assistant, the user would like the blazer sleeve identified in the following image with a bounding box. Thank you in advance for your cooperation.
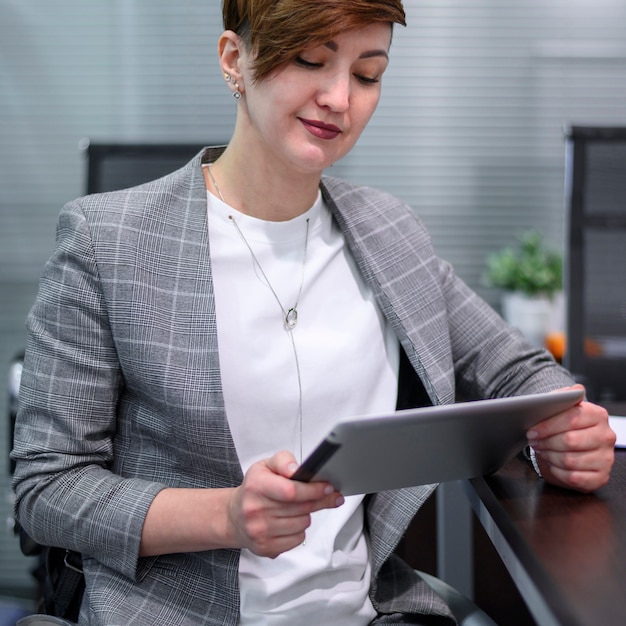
[11,198,166,582]
[435,251,574,400]
[323,175,573,405]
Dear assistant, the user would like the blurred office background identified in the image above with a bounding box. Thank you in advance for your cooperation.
[1,0,625,603]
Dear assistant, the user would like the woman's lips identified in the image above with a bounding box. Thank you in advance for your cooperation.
[300,118,342,140]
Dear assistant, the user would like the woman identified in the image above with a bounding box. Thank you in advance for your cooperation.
[12,0,615,624]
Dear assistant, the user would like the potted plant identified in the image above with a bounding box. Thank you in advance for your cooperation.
[485,230,563,347]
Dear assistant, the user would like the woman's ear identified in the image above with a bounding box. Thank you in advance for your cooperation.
[218,30,246,95]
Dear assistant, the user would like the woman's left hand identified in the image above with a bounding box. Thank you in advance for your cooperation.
[526,384,616,493]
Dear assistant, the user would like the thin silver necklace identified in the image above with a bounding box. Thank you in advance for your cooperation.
[205,163,309,463]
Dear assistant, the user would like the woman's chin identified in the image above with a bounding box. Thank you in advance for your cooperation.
[292,144,344,174]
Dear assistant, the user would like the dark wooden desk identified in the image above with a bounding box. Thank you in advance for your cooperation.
[465,450,626,626]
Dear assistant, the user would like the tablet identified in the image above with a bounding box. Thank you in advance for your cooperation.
[291,388,584,495]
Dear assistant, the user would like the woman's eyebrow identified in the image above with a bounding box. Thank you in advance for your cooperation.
[360,49,389,60]
[323,41,389,60]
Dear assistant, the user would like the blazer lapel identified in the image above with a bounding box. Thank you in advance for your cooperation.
[321,177,456,407]
[150,147,244,487]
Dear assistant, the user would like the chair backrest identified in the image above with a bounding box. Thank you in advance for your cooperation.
[84,142,207,194]
[564,126,626,402]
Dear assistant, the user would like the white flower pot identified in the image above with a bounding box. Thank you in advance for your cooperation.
[501,291,558,348]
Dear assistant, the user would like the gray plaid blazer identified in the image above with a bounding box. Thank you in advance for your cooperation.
[12,147,573,625]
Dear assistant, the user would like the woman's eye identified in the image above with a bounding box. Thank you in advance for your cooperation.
[355,74,380,85]
[295,56,323,69]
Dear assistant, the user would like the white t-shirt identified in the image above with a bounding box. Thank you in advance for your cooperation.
[207,190,399,625]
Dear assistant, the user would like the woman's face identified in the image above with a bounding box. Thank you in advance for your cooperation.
[236,22,392,175]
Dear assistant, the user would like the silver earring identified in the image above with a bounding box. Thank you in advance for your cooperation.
[225,72,241,99]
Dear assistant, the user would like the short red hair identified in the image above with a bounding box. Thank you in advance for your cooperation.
[222,0,406,82]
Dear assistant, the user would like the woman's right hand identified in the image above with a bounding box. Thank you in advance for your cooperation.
[227,450,344,558]
[140,451,343,558]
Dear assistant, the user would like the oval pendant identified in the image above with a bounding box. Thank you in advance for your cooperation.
[285,308,298,330]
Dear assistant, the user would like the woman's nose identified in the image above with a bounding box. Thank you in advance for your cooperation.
[317,73,350,112]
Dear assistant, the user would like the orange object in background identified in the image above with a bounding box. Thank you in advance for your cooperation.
[544,331,603,363]
[545,331,566,362]
[584,337,603,357]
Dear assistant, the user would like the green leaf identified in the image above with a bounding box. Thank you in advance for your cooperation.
[484,230,562,297]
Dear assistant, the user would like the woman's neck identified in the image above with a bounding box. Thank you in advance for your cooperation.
[208,143,322,222]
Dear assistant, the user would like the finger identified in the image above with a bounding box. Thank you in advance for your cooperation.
[249,455,343,511]
[531,425,593,453]
[530,421,616,456]
[526,384,585,439]
[527,401,609,443]
[266,450,300,479]
[534,444,614,491]
[243,516,309,558]
[538,459,611,493]
[265,491,345,519]
[540,459,612,493]
[248,510,314,540]
[534,446,605,472]
[263,451,342,505]
[252,529,309,558]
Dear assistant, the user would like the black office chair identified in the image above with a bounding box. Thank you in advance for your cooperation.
[82,141,208,194]
[563,126,626,403]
